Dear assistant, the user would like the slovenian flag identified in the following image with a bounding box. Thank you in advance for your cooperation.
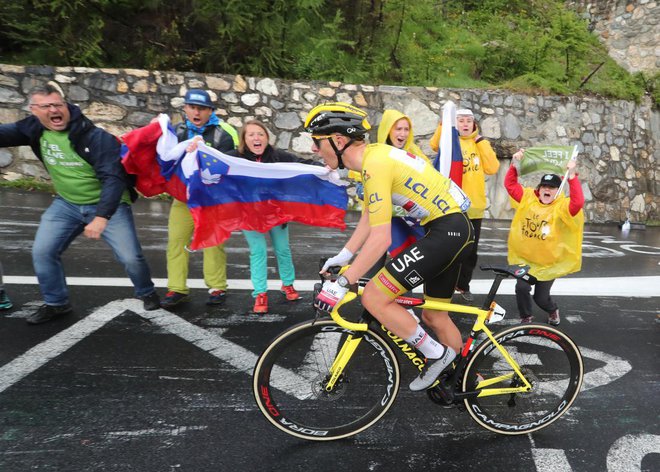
[121,115,187,202]
[185,143,347,249]
[433,101,463,187]
[122,115,347,250]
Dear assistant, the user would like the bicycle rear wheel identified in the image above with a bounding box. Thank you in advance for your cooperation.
[462,324,583,435]
[253,319,400,441]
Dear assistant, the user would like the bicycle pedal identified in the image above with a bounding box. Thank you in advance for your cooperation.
[426,381,455,407]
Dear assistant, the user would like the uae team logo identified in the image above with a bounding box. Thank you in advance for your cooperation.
[405,270,423,286]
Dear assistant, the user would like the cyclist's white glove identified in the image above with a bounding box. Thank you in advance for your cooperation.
[314,276,350,313]
[320,248,353,273]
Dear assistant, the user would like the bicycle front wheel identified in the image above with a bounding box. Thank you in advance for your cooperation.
[253,319,400,441]
[462,324,583,435]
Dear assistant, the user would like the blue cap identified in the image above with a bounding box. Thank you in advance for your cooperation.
[184,89,214,109]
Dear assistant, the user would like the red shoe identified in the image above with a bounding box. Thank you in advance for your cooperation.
[281,285,301,301]
[252,293,268,314]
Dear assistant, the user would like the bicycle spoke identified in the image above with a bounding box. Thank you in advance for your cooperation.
[253,320,400,440]
[463,324,583,435]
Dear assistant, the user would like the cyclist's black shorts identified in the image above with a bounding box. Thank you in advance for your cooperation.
[372,212,474,302]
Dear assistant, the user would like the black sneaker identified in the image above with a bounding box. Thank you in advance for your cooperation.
[207,289,227,305]
[27,303,73,325]
[140,291,160,311]
[455,288,474,303]
[160,291,189,308]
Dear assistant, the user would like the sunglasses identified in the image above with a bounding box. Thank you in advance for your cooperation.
[312,135,332,148]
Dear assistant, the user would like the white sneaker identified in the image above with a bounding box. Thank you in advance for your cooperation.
[409,345,456,391]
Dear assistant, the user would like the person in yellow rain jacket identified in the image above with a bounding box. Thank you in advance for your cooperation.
[377,109,429,162]
[430,109,499,302]
[505,149,585,326]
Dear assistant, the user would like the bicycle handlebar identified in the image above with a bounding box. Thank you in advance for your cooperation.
[329,292,368,332]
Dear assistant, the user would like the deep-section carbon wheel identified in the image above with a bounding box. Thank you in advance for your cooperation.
[462,324,583,435]
[253,319,400,441]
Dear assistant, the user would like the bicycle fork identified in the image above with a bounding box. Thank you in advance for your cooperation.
[324,334,363,391]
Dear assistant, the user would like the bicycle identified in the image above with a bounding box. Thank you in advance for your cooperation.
[252,262,584,441]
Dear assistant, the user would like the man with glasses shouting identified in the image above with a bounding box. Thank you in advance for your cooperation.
[0,83,159,324]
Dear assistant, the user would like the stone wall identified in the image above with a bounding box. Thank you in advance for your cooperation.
[569,0,659,73]
[0,63,657,224]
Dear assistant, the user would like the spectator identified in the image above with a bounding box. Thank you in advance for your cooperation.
[377,109,428,160]
[226,120,312,314]
[505,149,585,326]
[160,89,239,308]
[0,262,12,311]
[0,83,159,324]
[430,108,499,302]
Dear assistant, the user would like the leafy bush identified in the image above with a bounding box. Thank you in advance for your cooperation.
[0,0,647,101]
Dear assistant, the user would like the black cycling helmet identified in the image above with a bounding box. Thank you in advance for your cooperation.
[304,102,371,169]
[304,102,371,139]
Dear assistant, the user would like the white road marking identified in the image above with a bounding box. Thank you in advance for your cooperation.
[0,299,130,394]
[0,299,311,398]
[606,434,660,472]
[579,346,632,392]
[4,275,660,297]
[104,426,208,438]
[531,448,573,472]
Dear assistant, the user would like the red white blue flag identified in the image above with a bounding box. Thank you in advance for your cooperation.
[121,117,187,202]
[122,115,347,249]
[433,101,463,187]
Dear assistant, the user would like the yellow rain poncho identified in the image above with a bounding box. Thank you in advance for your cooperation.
[508,188,584,281]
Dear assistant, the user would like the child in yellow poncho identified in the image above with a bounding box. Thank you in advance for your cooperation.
[505,149,585,326]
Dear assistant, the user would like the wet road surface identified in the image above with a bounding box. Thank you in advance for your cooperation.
[1,188,659,471]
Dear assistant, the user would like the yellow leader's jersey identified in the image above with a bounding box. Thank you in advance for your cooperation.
[362,143,470,227]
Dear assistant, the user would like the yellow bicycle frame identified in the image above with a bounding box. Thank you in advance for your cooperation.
[323,290,533,397]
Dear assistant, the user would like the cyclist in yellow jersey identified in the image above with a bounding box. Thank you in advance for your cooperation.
[305,103,475,391]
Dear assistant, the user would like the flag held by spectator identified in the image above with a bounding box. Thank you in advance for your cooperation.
[183,143,347,249]
[433,101,463,187]
[120,115,188,202]
[520,145,578,176]
[121,115,348,249]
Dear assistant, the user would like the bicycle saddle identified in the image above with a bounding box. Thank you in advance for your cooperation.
[479,264,538,284]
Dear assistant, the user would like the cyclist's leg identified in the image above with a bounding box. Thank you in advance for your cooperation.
[419,214,473,353]
[421,269,463,353]
[456,217,481,292]
[362,281,417,338]
[366,213,473,355]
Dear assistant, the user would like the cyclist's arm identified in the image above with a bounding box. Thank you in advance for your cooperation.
[343,223,391,284]
[344,210,371,254]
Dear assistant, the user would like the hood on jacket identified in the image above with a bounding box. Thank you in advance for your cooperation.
[377,109,415,150]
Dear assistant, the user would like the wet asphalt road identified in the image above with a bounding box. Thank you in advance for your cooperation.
[0,187,659,472]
